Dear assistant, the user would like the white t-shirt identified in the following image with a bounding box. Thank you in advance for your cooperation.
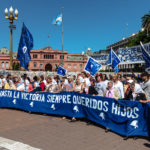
[95,82,103,95]
[101,80,109,93]
[113,81,124,99]
[43,80,47,86]
[52,79,57,85]
[84,78,91,93]
[79,76,84,83]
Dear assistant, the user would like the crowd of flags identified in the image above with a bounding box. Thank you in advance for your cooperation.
[16,14,150,75]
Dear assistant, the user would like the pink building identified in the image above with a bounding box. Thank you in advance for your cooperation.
[0,47,87,72]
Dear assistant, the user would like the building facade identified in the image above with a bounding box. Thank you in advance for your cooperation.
[0,46,87,72]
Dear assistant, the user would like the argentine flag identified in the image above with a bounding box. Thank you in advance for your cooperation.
[57,66,67,77]
[140,41,150,72]
[108,48,121,70]
[52,14,62,26]
[84,57,102,77]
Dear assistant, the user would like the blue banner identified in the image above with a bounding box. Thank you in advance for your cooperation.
[0,89,150,137]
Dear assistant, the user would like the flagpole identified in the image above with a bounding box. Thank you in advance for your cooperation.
[62,7,64,67]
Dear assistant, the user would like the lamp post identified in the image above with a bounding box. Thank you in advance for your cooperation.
[5,6,18,70]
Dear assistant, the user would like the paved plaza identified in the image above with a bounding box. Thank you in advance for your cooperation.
[0,108,149,150]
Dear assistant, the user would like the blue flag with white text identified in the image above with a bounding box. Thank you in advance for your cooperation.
[57,66,67,77]
[52,14,62,26]
[17,23,33,70]
[108,48,121,69]
[140,42,150,72]
[84,57,102,76]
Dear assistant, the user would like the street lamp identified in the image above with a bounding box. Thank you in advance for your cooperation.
[5,6,18,70]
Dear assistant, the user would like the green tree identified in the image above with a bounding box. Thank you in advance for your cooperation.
[142,12,150,30]
[127,31,150,47]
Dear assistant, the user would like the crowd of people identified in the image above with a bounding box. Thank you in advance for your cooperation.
[0,71,150,103]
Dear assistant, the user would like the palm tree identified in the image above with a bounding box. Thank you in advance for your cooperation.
[142,11,150,35]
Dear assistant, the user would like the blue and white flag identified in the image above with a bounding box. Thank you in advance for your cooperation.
[52,14,62,26]
[140,42,150,72]
[17,23,33,70]
[84,57,102,76]
[108,48,121,69]
[57,66,67,77]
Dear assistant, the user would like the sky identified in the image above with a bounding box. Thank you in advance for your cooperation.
[0,0,150,54]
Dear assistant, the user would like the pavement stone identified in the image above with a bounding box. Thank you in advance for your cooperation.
[0,108,149,150]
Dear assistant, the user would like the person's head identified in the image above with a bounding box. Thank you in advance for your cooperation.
[33,76,38,82]
[112,74,118,82]
[109,74,113,80]
[7,74,11,80]
[23,74,27,79]
[126,75,132,81]
[118,74,122,81]
[81,72,87,78]
[76,77,81,85]
[61,78,65,85]
[16,77,21,83]
[40,75,44,81]
[102,74,108,81]
[95,75,102,82]
[27,77,31,83]
[1,75,4,79]
[54,75,59,82]
[73,75,76,80]
[107,81,113,89]
[8,80,12,86]
[68,77,72,83]
[47,77,52,84]
[90,78,96,86]
[87,73,91,78]
[131,82,135,92]
[131,74,138,82]
[141,72,149,82]
[13,77,18,84]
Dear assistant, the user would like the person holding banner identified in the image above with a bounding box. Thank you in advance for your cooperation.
[95,74,103,96]
[104,81,120,100]
[81,72,91,94]
[59,78,67,92]
[125,82,146,101]
[141,72,150,100]
[74,77,84,93]
[46,77,59,93]
[88,78,98,96]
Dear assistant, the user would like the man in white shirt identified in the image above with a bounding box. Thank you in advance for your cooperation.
[81,72,91,94]
[141,72,150,99]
